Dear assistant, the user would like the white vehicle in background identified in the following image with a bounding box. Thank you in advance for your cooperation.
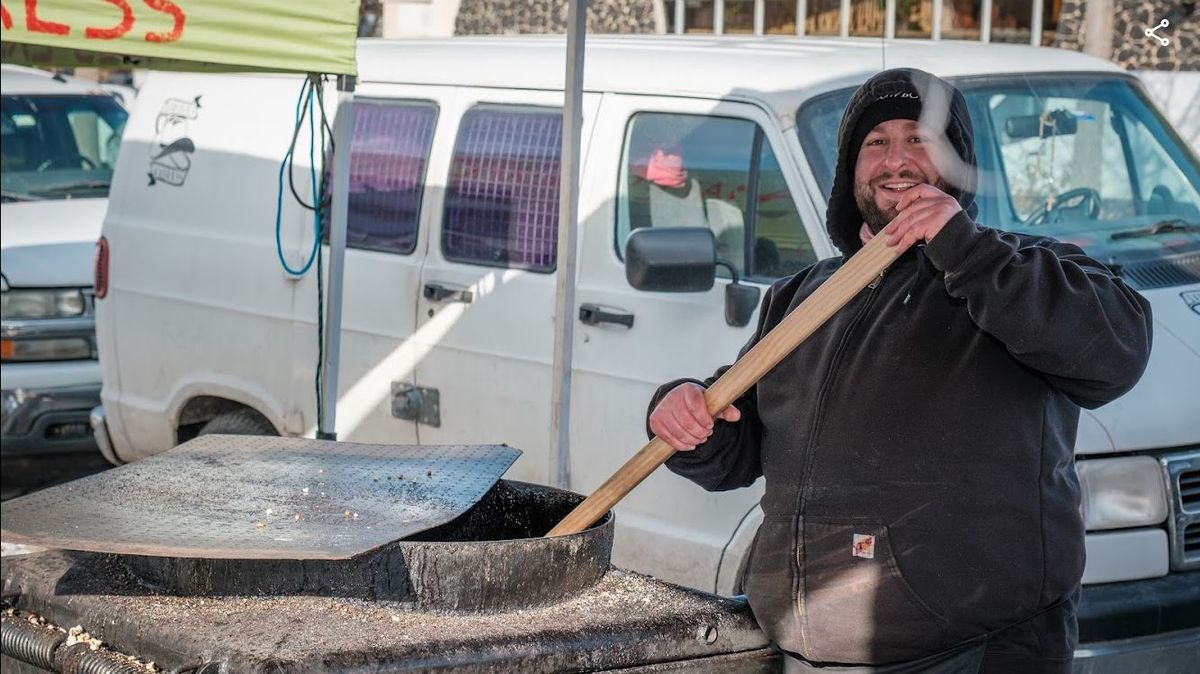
[94,38,1198,670]
[1,65,130,492]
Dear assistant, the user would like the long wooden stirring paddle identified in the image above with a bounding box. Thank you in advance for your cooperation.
[546,232,904,537]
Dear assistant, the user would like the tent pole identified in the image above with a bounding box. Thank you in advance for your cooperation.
[318,74,356,441]
[550,0,588,489]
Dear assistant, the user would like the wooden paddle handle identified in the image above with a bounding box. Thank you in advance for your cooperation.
[546,233,904,537]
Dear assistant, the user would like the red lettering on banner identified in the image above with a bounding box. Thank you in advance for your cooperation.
[26,0,69,35]
[85,0,134,40]
[142,0,184,43]
[2,3,13,30]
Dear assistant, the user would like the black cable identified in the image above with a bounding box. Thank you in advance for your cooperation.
[288,82,317,210]
[315,92,327,433]
[289,76,336,213]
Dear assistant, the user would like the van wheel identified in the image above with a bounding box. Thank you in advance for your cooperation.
[197,410,277,437]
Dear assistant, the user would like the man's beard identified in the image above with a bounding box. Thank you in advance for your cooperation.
[854,171,953,233]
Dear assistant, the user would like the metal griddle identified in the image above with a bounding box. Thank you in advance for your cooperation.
[0,435,520,559]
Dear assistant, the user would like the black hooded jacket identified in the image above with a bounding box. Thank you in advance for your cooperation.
[649,69,1153,664]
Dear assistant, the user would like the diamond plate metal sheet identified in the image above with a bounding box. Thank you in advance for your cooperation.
[0,436,520,560]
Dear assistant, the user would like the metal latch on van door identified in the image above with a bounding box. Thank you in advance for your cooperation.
[423,282,473,304]
[579,303,635,328]
[391,382,440,427]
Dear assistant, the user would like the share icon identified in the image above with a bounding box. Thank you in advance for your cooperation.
[1145,19,1170,47]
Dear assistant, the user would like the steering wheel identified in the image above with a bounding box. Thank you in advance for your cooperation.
[1022,187,1102,227]
[36,154,97,172]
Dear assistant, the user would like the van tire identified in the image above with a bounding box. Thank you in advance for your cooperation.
[197,410,277,437]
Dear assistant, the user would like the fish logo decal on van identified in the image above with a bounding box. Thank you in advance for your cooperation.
[148,96,200,187]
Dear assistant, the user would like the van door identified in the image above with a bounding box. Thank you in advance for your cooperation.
[570,94,834,590]
[302,89,444,444]
[411,91,601,484]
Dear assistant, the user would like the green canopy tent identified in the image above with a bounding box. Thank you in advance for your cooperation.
[3,1,592,469]
[1,1,358,73]
[2,0,360,440]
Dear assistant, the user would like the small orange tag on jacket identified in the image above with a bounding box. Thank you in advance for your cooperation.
[852,534,876,559]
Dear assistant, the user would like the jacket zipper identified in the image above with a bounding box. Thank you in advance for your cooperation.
[796,269,884,515]
[794,270,884,654]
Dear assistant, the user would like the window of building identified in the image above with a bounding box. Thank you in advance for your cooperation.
[764,0,798,34]
[725,0,757,33]
[896,0,934,39]
[617,112,816,280]
[684,0,716,33]
[991,0,1033,44]
[1041,0,1062,47]
[343,99,437,255]
[849,0,885,36]
[942,0,982,40]
[442,106,563,272]
[806,0,843,35]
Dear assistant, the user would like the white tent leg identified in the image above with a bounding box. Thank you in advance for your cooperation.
[551,0,588,489]
[319,75,356,440]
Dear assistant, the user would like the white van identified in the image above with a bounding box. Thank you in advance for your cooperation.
[94,37,1198,668]
[1,65,129,486]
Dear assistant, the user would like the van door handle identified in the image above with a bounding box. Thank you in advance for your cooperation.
[579,303,634,329]
[423,282,473,304]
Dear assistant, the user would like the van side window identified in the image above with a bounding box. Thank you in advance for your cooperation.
[616,112,816,281]
[345,99,438,255]
[443,106,563,272]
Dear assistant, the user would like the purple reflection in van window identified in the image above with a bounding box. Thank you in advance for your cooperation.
[347,100,437,254]
[443,108,562,272]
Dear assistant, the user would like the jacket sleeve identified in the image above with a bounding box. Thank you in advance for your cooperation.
[924,212,1153,409]
[645,284,780,492]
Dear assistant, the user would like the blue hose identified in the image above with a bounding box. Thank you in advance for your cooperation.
[275,78,322,276]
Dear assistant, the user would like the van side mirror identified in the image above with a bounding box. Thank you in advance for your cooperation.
[624,227,716,292]
[624,227,761,328]
[724,282,760,328]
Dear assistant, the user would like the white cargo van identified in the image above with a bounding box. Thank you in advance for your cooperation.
[1,65,129,487]
[94,37,1198,668]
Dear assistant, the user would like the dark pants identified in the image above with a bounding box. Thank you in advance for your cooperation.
[782,593,1077,674]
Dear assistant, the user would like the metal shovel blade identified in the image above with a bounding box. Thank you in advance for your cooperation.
[1,435,520,560]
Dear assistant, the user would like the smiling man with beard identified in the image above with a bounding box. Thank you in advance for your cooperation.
[646,69,1153,672]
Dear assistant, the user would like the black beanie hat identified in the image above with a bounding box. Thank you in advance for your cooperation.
[825,68,978,256]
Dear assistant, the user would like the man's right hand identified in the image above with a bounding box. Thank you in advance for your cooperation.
[649,382,742,451]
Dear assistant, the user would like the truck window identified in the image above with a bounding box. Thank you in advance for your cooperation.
[442,105,563,272]
[1,94,127,202]
[796,76,1200,289]
[343,99,437,255]
[616,112,816,281]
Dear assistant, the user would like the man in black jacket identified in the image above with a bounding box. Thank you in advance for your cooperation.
[647,69,1153,672]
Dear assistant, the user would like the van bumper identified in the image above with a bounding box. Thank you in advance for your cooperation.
[0,383,101,456]
[1074,572,1200,673]
[1073,628,1199,673]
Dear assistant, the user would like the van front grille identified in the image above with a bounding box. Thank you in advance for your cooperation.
[1119,253,1200,290]
[1161,451,1200,571]
[1180,469,1200,513]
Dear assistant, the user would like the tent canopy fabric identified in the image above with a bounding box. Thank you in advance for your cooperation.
[1,0,358,75]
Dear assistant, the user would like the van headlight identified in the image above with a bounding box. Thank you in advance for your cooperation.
[1078,456,1168,531]
[0,289,86,319]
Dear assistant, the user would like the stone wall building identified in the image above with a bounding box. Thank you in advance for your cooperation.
[383,0,1197,72]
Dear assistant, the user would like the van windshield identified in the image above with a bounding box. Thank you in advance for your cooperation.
[1,94,128,202]
[796,75,1200,289]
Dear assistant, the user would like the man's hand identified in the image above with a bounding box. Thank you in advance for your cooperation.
[883,184,962,251]
[649,382,741,451]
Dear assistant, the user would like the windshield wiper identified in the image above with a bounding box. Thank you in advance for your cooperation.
[1110,219,1200,241]
[1,189,45,202]
[29,180,112,196]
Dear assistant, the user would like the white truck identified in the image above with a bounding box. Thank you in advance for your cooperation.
[1,65,129,495]
[92,37,1198,670]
